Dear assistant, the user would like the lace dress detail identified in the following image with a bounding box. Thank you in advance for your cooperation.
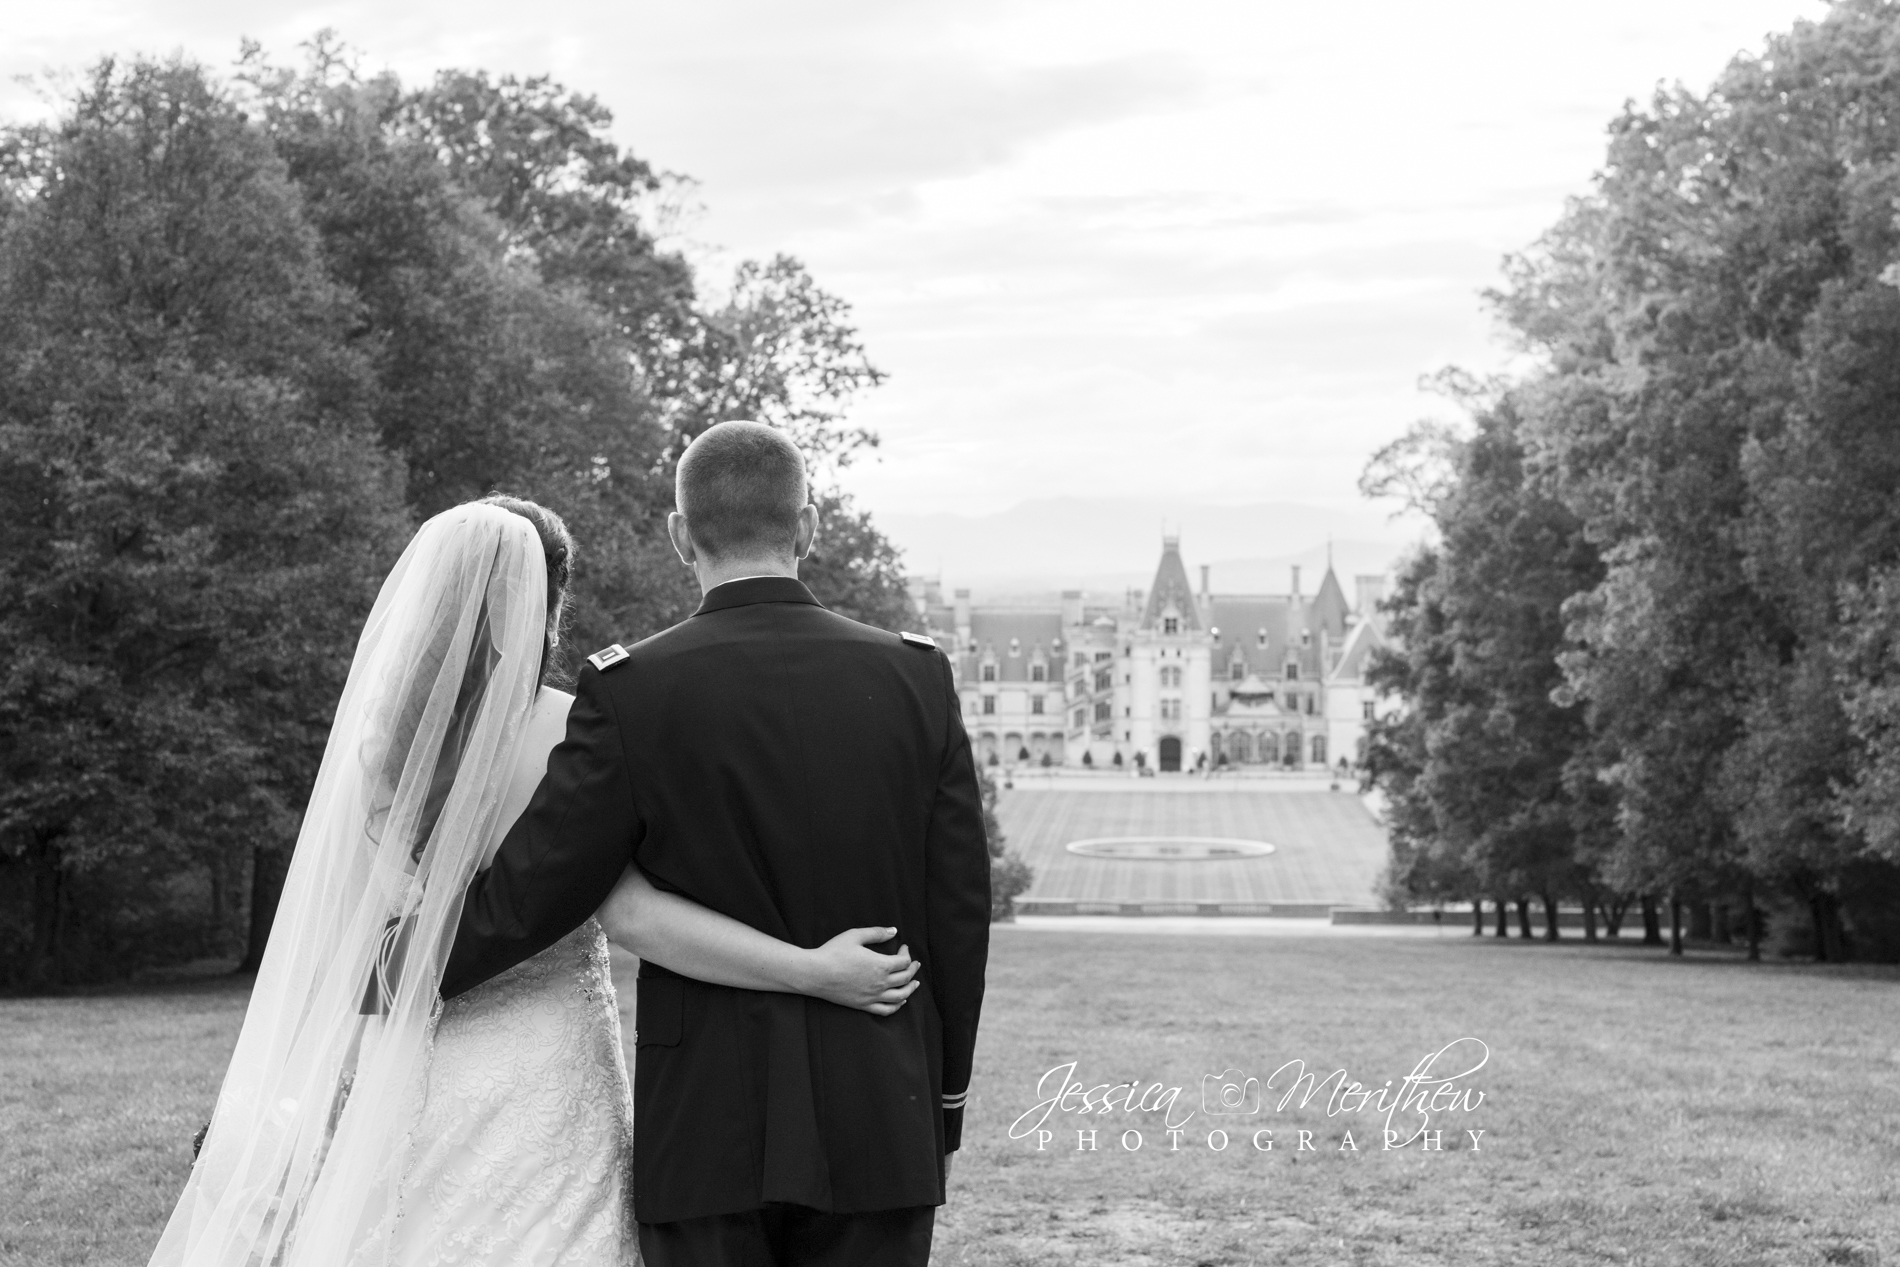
[391,918,638,1267]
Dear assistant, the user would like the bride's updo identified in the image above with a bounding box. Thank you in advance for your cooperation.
[480,493,576,685]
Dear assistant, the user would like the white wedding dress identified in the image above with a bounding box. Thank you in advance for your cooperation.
[389,685,640,1267]
[150,506,639,1267]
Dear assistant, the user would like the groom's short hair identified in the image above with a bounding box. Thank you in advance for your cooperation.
[676,421,809,559]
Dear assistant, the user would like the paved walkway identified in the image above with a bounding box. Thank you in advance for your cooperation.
[994,770,1344,794]
[994,785,1388,909]
[1001,916,1449,937]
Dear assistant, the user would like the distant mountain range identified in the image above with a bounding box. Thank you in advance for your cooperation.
[875,497,1429,604]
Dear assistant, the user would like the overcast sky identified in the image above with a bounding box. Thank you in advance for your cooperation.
[3,0,1826,520]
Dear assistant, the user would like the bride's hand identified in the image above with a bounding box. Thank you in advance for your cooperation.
[804,927,921,1015]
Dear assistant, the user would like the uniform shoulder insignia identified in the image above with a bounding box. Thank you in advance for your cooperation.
[899,631,937,650]
[586,643,630,672]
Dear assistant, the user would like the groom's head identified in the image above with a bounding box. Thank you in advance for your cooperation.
[671,421,818,582]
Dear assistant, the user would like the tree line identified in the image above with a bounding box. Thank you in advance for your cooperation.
[0,40,962,988]
[1363,0,1900,962]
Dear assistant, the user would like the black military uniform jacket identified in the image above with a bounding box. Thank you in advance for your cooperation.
[440,576,990,1224]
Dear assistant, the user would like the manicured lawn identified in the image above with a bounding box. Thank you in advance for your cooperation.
[945,928,1899,1265]
[997,786,1388,907]
[4,931,1895,1266]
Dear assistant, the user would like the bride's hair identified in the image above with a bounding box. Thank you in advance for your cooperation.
[364,497,572,864]
[480,493,576,686]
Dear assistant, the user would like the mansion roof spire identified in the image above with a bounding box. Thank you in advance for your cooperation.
[1141,536,1202,632]
[1310,562,1350,637]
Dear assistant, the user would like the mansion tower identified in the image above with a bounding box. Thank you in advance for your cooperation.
[911,538,1388,773]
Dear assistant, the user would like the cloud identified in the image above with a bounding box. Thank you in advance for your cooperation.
[0,0,1832,525]
[630,53,1204,195]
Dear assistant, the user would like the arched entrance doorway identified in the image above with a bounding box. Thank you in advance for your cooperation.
[1158,735,1182,772]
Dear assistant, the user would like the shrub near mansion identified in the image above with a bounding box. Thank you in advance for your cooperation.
[912,538,1389,774]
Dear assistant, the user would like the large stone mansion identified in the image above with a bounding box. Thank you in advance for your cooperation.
[908,538,1389,773]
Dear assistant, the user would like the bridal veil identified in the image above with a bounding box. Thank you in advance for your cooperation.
[149,502,549,1267]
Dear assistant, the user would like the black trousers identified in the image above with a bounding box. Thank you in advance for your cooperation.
[637,1203,935,1267]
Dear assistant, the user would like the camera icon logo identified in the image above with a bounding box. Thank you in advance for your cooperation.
[1201,1068,1261,1115]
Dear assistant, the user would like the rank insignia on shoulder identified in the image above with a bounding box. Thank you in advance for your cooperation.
[587,644,630,672]
[900,631,937,650]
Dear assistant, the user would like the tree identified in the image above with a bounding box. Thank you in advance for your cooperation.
[800,492,913,632]
[224,51,698,955]
[0,58,406,987]
[1367,0,1900,960]
[1362,402,1605,936]
[0,42,917,982]
[978,770,1033,921]
[387,55,903,622]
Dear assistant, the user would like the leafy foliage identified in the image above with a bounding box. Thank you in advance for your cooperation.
[0,43,912,986]
[977,770,1034,922]
[1365,0,1900,958]
[0,60,407,985]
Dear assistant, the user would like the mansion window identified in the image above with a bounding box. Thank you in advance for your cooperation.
[1074,708,1087,728]
[982,696,996,715]
[1031,663,1046,682]
[1305,695,1316,715]
[1094,671,1112,692]
[981,663,997,682]
[1363,700,1375,720]
[1032,695,1045,714]
[1160,698,1182,721]
[1160,666,1182,688]
[1094,702,1111,722]
[1095,651,1113,662]
[1231,661,1245,681]
[1311,735,1327,764]
[1163,616,1179,635]
[1284,662,1299,681]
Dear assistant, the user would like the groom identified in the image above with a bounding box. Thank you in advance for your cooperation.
[440,420,990,1266]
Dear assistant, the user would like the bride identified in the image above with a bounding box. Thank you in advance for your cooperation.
[148,497,919,1267]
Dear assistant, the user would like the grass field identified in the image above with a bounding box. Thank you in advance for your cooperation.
[4,930,1896,1266]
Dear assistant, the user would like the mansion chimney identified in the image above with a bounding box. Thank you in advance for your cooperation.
[1062,589,1084,628]
[1199,565,1210,599]
[953,588,972,651]
[1290,565,1302,598]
